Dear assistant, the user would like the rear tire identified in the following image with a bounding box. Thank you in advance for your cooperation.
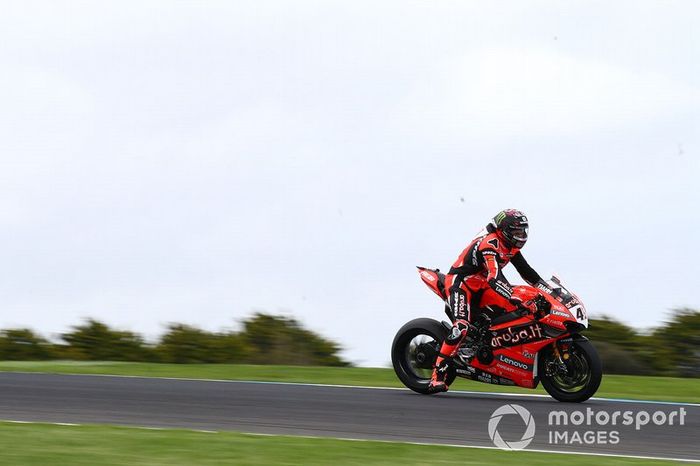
[391,318,451,394]
[539,339,602,403]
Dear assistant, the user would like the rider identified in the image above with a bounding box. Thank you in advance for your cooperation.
[428,209,553,393]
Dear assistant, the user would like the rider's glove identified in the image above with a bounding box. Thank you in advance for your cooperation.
[509,296,537,314]
[523,299,539,314]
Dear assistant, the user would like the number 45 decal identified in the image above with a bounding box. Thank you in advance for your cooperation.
[571,305,586,321]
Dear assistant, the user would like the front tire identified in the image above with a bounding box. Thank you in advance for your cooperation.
[539,339,602,402]
[391,318,451,394]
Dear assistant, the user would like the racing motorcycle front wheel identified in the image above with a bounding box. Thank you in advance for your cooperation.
[391,318,454,394]
[538,338,602,403]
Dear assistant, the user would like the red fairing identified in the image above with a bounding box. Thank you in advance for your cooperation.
[471,285,580,388]
[511,286,539,303]
[537,288,575,330]
[417,267,447,300]
[418,276,583,389]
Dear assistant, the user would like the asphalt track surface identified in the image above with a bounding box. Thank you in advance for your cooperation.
[0,373,698,462]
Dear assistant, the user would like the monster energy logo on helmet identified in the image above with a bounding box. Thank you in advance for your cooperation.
[494,211,507,225]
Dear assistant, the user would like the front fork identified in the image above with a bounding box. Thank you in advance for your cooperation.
[546,340,571,376]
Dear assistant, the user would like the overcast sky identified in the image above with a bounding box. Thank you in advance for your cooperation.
[0,1,698,366]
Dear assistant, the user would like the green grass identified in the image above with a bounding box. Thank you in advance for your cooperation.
[1,361,698,403]
[0,422,684,466]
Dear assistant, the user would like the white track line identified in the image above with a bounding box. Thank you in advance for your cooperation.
[1,419,697,463]
[3,371,698,407]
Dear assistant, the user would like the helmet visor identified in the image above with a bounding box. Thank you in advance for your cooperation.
[510,226,528,242]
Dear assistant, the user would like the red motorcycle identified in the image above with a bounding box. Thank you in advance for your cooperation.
[391,267,602,402]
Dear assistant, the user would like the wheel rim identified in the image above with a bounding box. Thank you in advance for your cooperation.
[549,345,592,393]
[403,333,439,380]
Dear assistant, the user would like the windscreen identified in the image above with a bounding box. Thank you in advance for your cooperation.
[547,276,588,327]
[547,277,578,308]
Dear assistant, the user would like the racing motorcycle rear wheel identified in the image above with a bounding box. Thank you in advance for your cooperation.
[539,338,602,402]
[391,318,454,394]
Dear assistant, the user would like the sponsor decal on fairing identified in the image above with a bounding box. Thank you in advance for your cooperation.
[491,323,544,348]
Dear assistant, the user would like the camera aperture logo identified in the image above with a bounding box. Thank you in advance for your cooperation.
[488,404,536,450]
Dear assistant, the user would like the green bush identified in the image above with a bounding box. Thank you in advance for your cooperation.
[590,341,651,376]
[0,329,53,360]
[650,308,700,376]
[240,313,348,367]
[586,309,700,377]
[156,324,248,363]
[43,314,349,366]
[60,319,155,362]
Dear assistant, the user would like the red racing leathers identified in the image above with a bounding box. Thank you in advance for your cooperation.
[430,227,550,390]
[445,228,547,320]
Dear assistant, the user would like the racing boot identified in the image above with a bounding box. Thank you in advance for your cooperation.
[428,357,451,393]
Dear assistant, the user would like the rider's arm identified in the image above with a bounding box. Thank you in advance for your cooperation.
[482,249,514,300]
[511,252,553,293]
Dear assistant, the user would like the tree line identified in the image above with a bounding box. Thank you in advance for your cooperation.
[583,308,700,377]
[0,313,348,366]
[1,309,698,376]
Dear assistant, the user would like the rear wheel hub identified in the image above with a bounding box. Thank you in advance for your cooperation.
[414,342,437,369]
